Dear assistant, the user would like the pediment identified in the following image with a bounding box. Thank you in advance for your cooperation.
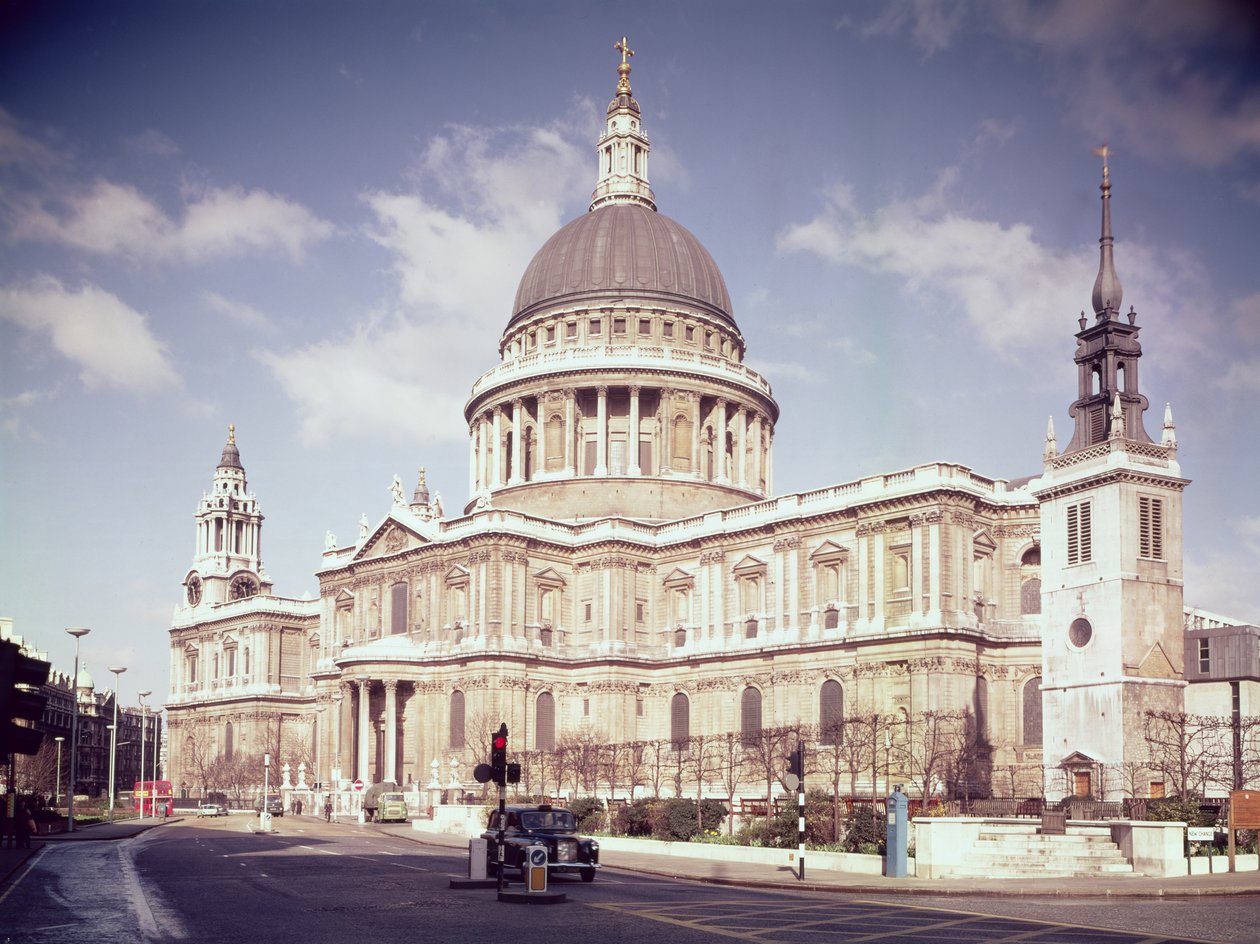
[533,567,567,587]
[1059,750,1099,767]
[184,642,199,654]
[354,516,430,562]
[444,564,470,584]
[973,529,997,552]
[809,540,849,561]
[335,588,355,605]
[662,567,695,586]
[1132,641,1180,679]
[731,554,767,575]
[222,634,237,647]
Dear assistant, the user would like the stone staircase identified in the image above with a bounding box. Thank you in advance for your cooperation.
[942,823,1136,878]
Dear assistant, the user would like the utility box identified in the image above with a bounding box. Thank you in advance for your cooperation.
[885,787,909,878]
[523,844,548,893]
[468,838,488,880]
[259,811,272,833]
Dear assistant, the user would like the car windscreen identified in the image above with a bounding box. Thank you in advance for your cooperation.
[519,810,576,830]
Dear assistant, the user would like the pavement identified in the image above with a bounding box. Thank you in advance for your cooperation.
[2,815,1257,900]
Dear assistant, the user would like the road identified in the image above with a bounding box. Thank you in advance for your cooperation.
[2,817,1256,944]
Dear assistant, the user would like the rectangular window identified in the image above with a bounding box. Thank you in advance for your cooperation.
[635,601,645,623]
[613,317,626,334]
[1067,501,1092,565]
[584,602,592,622]
[546,325,556,343]
[1197,638,1210,674]
[226,649,236,676]
[638,318,651,336]
[1139,495,1164,559]
[188,655,198,684]
[566,321,577,339]
[589,319,602,336]
[685,325,695,342]
[583,698,590,717]
[636,697,644,717]
[663,321,674,338]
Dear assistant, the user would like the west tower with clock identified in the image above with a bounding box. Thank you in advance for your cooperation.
[1032,151,1189,801]
[182,425,273,609]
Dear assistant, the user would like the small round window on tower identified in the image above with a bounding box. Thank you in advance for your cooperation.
[1068,618,1093,648]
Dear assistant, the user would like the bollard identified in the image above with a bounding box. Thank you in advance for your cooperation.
[885,786,909,878]
[523,844,548,893]
[468,838,488,880]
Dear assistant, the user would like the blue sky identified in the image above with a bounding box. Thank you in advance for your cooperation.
[2,1,1258,704]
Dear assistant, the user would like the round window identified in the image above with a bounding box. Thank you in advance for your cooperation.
[1068,618,1093,648]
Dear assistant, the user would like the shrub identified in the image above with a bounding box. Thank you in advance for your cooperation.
[1146,796,1216,827]
[843,802,886,854]
[646,798,727,841]
[615,799,654,837]
[566,796,606,833]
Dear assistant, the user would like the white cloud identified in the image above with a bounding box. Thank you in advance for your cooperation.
[0,386,56,437]
[0,276,179,392]
[260,118,590,445]
[859,0,968,56]
[202,291,272,331]
[124,128,181,157]
[10,179,334,264]
[776,171,1208,368]
[1218,358,1260,394]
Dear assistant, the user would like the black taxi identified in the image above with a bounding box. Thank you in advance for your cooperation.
[482,804,600,882]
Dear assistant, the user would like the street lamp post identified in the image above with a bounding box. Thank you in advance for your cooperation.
[137,690,151,820]
[107,665,127,823]
[54,736,64,806]
[65,627,90,833]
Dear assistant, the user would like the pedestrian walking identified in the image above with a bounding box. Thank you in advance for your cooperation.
[324,797,332,822]
[15,802,34,849]
[294,798,303,816]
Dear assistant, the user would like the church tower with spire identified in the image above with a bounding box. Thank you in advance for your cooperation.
[1033,153,1189,801]
[182,425,272,609]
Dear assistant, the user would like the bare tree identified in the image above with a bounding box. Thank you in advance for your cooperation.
[175,722,217,795]
[743,724,801,833]
[713,732,749,835]
[13,735,57,798]
[898,710,974,800]
[1143,710,1230,796]
[683,732,723,833]
[642,739,668,799]
[621,741,649,803]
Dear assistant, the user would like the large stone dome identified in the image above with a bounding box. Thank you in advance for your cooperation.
[509,203,735,329]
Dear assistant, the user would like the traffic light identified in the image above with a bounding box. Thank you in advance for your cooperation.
[0,640,51,757]
[506,762,521,785]
[787,742,804,778]
[490,723,508,786]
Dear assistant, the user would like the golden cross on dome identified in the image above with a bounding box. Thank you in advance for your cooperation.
[615,36,634,65]
[1092,143,1111,179]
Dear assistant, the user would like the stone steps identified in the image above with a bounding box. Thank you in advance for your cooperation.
[949,828,1136,879]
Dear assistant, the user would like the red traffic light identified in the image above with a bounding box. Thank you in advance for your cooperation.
[493,735,507,748]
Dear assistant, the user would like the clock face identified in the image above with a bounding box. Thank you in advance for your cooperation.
[231,575,258,600]
[187,575,202,606]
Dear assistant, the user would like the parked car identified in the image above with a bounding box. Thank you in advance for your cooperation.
[254,795,284,816]
[482,804,599,882]
[197,801,228,817]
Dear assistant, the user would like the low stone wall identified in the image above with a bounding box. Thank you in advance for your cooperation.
[587,836,896,875]
[1108,820,1187,877]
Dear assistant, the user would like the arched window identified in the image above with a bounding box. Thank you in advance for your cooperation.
[450,691,465,749]
[819,681,844,745]
[1022,676,1043,746]
[740,687,762,745]
[536,692,555,751]
[1021,578,1042,615]
[545,413,564,471]
[391,582,408,635]
[672,415,692,472]
[670,692,689,748]
[224,721,234,762]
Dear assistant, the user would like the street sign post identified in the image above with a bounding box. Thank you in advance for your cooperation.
[353,778,364,792]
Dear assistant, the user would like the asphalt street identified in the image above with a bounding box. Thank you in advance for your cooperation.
[1,817,1256,944]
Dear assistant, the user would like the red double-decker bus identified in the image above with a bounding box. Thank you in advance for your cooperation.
[134,780,173,815]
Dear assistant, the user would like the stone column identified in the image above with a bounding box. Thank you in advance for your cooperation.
[383,679,398,783]
[492,407,504,488]
[765,429,775,495]
[750,413,763,493]
[356,678,371,782]
[690,394,701,479]
[468,425,477,497]
[715,399,728,482]
[736,407,748,488]
[563,388,576,474]
[336,681,351,779]
[659,388,673,473]
[510,399,524,484]
[477,413,489,493]
[628,385,641,475]
[595,386,608,476]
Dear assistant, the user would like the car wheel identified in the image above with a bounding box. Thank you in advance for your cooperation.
[580,867,596,883]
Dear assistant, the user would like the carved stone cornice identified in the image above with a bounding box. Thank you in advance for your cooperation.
[773,537,801,551]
